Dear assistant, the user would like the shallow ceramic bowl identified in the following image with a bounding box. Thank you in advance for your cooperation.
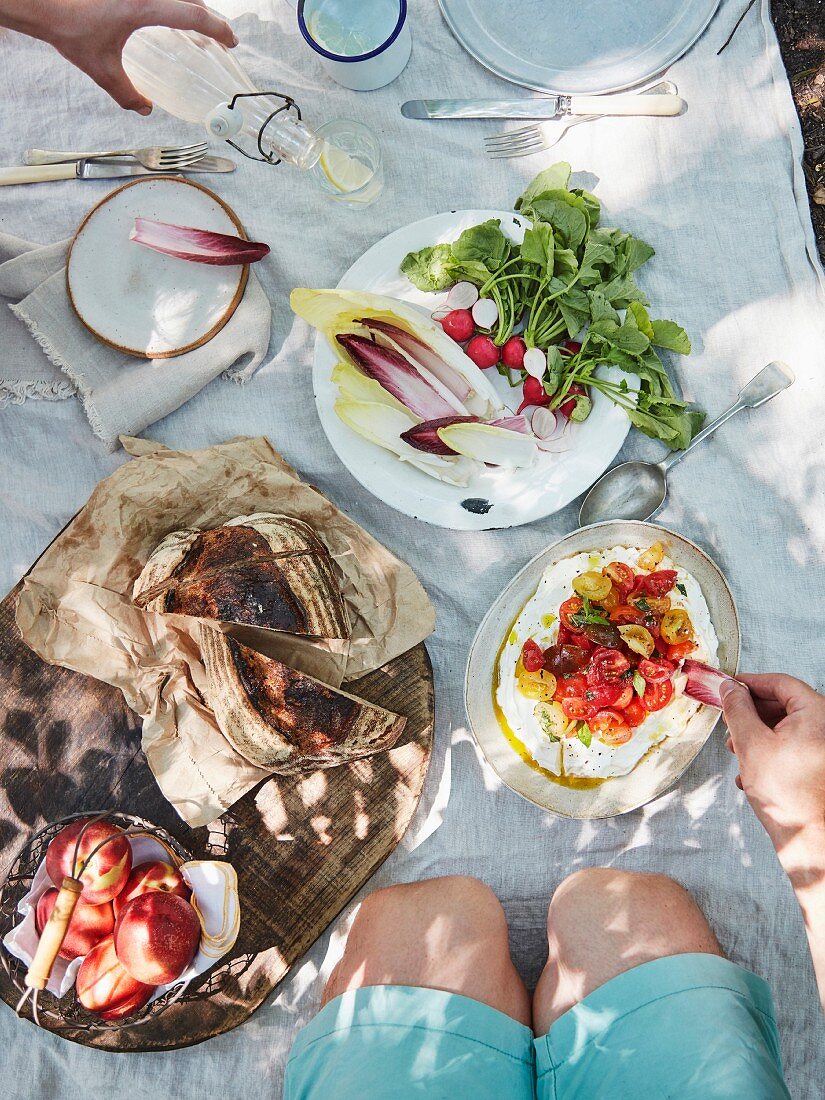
[465,521,740,818]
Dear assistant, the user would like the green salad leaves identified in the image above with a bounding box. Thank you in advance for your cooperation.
[400,162,702,448]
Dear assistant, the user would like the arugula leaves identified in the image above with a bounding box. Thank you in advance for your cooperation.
[399,163,704,447]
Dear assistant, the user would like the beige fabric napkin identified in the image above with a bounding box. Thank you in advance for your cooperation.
[0,232,270,450]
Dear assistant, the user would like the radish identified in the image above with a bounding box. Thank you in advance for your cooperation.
[466,334,500,369]
[440,309,475,342]
[501,335,526,370]
[561,340,582,356]
[559,383,587,419]
[530,408,557,439]
[523,347,547,380]
[516,375,551,414]
[446,281,479,310]
[471,298,499,330]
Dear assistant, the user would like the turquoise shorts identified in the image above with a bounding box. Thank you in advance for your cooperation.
[284,953,790,1099]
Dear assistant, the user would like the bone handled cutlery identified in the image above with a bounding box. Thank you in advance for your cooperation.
[24,142,208,169]
[401,93,685,120]
[0,157,235,185]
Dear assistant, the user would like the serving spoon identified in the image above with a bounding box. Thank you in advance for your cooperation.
[578,361,795,527]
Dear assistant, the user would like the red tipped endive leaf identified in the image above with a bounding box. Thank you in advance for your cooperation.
[356,318,472,405]
[682,660,735,708]
[130,218,269,265]
[490,415,530,434]
[401,416,479,455]
[336,334,457,420]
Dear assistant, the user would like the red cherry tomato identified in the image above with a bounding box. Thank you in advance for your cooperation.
[609,604,645,625]
[624,698,647,727]
[641,679,674,712]
[667,640,697,662]
[632,570,678,598]
[556,624,575,646]
[501,335,527,369]
[638,658,674,684]
[602,562,635,597]
[583,681,623,709]
[559,596,585,634]
[590,710,633,745]
[559,383,586,420]
[611,682,634,710]
[562,697,597,721]
[587,648,631,686]
[516,374,551,413]
[553,674,588,701]
[521,638,544,672]
[440,309,475,342]
[466,334,500,369]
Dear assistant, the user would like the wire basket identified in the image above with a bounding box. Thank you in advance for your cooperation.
[0,811,253,1033]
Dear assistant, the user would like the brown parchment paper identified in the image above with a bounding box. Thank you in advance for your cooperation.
[15,436,435,827]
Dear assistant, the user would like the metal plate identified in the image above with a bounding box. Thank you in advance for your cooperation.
[438,0,721,94]
[465,521,740,819]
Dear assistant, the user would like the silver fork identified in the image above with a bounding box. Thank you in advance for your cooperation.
[484,81,677,159]
[24,142,209,170]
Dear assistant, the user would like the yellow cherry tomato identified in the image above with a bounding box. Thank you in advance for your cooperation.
[618,624,655,657]
[572,571,612,601]
[599,585,621,613]
[638,542,665,571]
[633,594,671,614]
[660,609,694,645]
[517,668,558,702]
[533,700,567,741]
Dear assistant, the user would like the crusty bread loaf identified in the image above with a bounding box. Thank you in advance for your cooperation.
[198,627,405,771]
[133,513,349,640]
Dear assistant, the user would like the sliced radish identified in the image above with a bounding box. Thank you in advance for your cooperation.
[530,407,557,439]
[472,298,499,330]
[431,306,451,323]
[401,415,478,455]
[446,281,479,310]
[523,347,547,380]
[682,660,736,708]
[436,422,538,467]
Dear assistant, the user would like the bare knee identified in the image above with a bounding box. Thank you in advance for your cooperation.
[322,876,530,1026]
[533,868,721,1034]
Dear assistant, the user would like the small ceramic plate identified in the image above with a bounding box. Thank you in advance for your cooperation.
[465,521,739,818]
[312,209,634,530]
[67,177,249,358]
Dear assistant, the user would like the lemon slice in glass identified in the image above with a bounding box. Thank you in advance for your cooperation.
[318,142,373,195]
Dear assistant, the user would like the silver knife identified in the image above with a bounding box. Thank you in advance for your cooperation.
[401,94,685,120]
[0,156,235,186]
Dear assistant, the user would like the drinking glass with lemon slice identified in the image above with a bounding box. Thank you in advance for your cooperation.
[311,119,384,207]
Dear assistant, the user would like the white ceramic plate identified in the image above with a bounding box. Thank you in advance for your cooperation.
[312,209,635,530]
[438,0,721,95]
[465,521,740,818]
[67,177,249,358]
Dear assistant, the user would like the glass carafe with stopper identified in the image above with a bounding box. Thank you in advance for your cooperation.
[122,28,322,169]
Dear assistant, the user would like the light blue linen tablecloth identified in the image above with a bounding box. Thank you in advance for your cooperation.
[1,0,824,1096]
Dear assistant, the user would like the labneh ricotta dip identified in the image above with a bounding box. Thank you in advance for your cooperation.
[496,546,718,781]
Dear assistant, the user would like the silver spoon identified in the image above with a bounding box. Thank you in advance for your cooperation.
[578,361,795,527]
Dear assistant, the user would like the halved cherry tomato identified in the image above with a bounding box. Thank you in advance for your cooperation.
[610,605,645,625]
[624,697,647,727]
[666,640,697,662]
[560,596,585,634]
[631,570,678,598]
[602,561,635,597]
[637,542,665,571]
[599,586,621,613]
[580,622,621,649]
[572,571,612,601]
[660,609,694,645]
[544,644,591,677]
[556,624,575,646]
[618,625,655,658]
[641,679,674,712]
[638,658,674,684]
[587,648,631,686]
[521,638,544,672]
[561,697,597,721]
[611,682,634,710]
[632,595,671,614]
[553,674,588,700]
[583,681,623,709]
[591,709,633,745]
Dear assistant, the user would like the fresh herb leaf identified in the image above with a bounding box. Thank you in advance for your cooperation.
[633,671,646,697]
[676,582,687,596]
[577,722,592,748]
[636,597,651,611]
[570,595,610,627]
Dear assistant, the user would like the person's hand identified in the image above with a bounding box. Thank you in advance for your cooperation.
[5,0,237,113]
[721,673,825,865]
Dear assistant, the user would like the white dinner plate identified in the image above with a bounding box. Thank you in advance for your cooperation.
[465,521,740,818]
[438,0,721,95]
[312,209,635,530]
[67,177,249,358]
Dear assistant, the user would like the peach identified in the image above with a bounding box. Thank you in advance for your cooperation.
[112,860,191,918]
[114,892,200,985]
[45,818,132,905]
[76,935,154,1020]
[35,887,114,961]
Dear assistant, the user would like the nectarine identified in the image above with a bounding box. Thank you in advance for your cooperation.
[113,861,191,918]
[114,892,200,985]
[76,935,154,1020]
[35,888,114,961]
[46,818,132,905]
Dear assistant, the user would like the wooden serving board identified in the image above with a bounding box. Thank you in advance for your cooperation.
[0,582,434,1051]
